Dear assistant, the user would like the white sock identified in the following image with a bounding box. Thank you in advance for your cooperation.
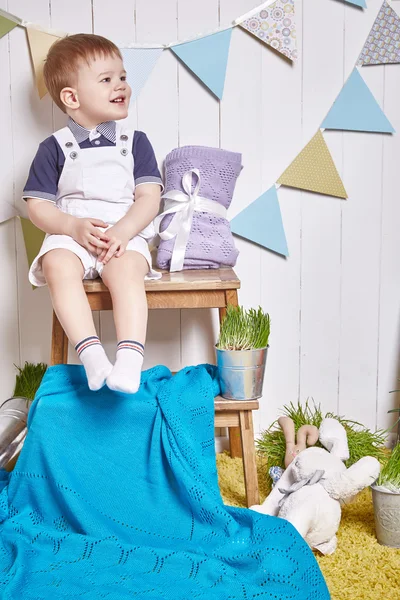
[106,340,144,394]
[75,336,113,391]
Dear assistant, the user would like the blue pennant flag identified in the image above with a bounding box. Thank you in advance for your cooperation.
[170,29,232,100]
[322,68,394,133]
[230,186,288,257]
[342,0,366,7]
[121,48,163,104]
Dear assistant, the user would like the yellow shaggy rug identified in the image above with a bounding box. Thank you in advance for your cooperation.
[216,452,400,600]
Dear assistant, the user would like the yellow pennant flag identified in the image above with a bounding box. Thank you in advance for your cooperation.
[0,14,19,39]
[26,28,61,99]
[277,130,347,199]
[19,217,45,271]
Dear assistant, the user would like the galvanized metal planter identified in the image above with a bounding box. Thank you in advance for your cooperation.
[371,484,400,548]
[0,397,31,469]
[216,346,268,401]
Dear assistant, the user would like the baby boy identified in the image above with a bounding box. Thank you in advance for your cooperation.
[23,33,163,393]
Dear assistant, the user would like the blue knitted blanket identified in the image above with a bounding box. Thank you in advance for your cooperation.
[0,364,329,599]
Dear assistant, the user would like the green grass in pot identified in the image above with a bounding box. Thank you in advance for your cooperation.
[377,442,400,492]
[216,305,270,351]
[388,407,400,442]
[13,362,48,406]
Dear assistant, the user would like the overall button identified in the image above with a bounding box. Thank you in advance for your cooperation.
[94,140,100,145]
[121,148,128,156]
[120,134,128,141]
[65,141,73,148]
[69,151,78,159]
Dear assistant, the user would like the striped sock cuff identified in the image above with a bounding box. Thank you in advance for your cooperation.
[117,340,145,356]
[75,336,101,356]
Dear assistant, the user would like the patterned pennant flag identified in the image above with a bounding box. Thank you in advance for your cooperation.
[19,218,45,270]
[322,68,394,133]
[0,10,19,38]
[239,0,297,61]
[277,130,347,199]
[230,186,288,256]
[170,29,232,100]
[120,48,163,104]
[26,28,61,98]
[358,0,400,65]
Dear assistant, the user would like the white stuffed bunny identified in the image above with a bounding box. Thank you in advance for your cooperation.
[251,418,381,555]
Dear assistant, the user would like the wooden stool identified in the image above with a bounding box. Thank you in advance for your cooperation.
[50,267,260,507]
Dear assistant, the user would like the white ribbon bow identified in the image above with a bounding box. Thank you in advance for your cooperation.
[278,469,325,508]
[153,168,227,272]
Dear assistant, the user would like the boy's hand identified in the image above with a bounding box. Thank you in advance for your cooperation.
[96,224,130,265]
[69,218,110,253]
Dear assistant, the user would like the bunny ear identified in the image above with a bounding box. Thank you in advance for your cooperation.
[278,417,298,468]
[278,416,296,442]
[297,425,319,448]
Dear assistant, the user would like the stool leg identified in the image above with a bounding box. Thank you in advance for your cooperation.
[51,311,69,365]
[220,290,242,458]
[218,306,227,321]
[228,428,242,459]
[239,410,260,508]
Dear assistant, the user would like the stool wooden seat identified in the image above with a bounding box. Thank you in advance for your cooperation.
[50,267,260,507]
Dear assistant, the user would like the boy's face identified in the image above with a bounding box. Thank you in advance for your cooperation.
[71,53,132,126]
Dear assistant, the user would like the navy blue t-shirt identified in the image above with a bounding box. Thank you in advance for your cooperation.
[22,118,164,202]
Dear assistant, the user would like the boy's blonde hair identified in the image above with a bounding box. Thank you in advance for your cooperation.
[43,33,123,113]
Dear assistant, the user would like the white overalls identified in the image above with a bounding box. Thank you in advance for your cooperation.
[29,121,161,287]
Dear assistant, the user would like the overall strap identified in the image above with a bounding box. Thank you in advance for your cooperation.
[52,127,79,158]
[115,121,135,153]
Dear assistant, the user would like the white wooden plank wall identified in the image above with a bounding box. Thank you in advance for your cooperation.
[0,0,399,438]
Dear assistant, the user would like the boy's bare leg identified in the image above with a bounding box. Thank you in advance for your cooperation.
[42,249,113,390]
[101,251,148,394]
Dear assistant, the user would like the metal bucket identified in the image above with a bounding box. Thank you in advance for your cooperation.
[216,346,268,400]
[0,397,31,469]
[371,484,400,548]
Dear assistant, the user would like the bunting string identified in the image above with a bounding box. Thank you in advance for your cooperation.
[0,1,398,265]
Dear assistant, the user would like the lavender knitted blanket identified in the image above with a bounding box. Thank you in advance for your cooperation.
[156,146,242,270]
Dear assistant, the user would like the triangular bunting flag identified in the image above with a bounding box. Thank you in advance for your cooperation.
[230,186,288,256]
[322,68,394,133]
[19,218,45,270]
[170,29,232,99]
[0,11,19,38]
[0,203,17,224]
[26,28,61,98]
[120,48,163,104]
[358,0,400,65]
[341,0,366,8]
[239,0,297,61]
[277,130,347,198]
